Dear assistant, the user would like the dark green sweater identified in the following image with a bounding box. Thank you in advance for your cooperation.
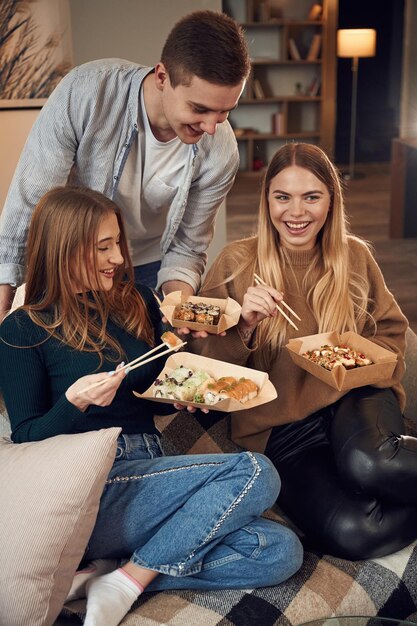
[0,285,174,443]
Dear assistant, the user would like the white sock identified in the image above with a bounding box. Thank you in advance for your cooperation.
[66,559,119,602]
[84,568,143,626]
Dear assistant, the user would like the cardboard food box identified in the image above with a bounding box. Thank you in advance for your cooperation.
[159,291,241,334]
[134,352,277,412]
[286,331,398,391]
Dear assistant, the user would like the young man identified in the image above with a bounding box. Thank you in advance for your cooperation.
[0,10,250,321]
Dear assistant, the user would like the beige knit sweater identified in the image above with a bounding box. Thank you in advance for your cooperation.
[193,236,408,453]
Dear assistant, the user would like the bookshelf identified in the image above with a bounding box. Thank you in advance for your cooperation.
[223,0,338,171]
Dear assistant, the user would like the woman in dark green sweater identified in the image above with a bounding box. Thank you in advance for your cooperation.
[0,186,302,626]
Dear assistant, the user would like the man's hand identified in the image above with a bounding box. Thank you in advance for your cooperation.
[161,280,194,297]
[177,327,226,340]
[0,284,16,323]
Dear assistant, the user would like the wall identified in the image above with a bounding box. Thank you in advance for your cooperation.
[70,0,218,65]
[0,107,42,209]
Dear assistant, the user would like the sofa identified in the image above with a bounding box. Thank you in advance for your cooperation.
[1,324,417,626]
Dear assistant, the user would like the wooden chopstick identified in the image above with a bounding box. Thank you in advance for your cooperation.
[117,341,176,372]
[280,300,301,321]
[77,340,187,395]
[152,290,163,307]
[253,273,299,331]
[123,342,186,373]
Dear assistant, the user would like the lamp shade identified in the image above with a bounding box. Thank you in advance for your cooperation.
[337,29,376,58]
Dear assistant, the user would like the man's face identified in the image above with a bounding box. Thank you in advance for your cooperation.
[155,64,245,144]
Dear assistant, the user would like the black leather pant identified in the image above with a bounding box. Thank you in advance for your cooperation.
[265,386,417,560]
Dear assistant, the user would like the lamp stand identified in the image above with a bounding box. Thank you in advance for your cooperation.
[348,56,358,179]
[337,29,377,179]
[343,56,364,180]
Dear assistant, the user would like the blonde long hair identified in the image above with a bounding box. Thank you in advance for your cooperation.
[22,186,154,363]
[218,143,372,367]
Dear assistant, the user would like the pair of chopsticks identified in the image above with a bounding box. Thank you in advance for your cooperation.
[77,339,187,395]
[253,273,301,331]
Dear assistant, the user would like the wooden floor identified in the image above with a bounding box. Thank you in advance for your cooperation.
[227,163,417,333]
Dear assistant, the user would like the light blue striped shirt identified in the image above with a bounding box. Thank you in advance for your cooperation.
[0,59,239,292]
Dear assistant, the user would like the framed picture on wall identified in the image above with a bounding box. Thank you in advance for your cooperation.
[0,0,73,106]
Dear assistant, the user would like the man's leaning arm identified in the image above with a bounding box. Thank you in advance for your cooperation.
[161,280,194,297]
[0,284,16,322]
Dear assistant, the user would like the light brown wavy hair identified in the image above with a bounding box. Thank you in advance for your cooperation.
[215,143,373,368]
[22,186,154,363]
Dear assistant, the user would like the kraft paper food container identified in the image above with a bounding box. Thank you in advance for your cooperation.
[159,291,241,334]
[134,352,277,412]
[286,331,398,391]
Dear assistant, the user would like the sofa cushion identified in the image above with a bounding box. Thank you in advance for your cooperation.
[0,427,120,626]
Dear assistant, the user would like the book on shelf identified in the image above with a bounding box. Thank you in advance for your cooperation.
[272,111,285,135]
[307,2,323,20]
[233,127,255,137]
[306,75,321,97]
[253,78,265,99]
[288,38,301,61]
[256,0,271,22]
[307,33,322,60]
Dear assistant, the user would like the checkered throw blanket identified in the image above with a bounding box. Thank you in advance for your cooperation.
[63,410,417,625]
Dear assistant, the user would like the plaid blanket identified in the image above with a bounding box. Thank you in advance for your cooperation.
[62,410,417,625]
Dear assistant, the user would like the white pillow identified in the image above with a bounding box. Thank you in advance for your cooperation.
[0,427,120,626]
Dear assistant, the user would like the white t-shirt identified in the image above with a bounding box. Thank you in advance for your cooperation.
[115,87,188,267]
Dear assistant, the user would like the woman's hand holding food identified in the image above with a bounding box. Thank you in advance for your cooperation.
[173,402,210,414]
[66,363,127,412]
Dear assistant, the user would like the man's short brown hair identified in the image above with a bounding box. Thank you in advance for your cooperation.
[161,10,251,87]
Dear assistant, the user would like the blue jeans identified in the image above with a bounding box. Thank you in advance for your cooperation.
[85,434,303,590]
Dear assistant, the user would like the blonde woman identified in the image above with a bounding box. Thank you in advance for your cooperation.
[0,187,303,626]
[195,143,417,560]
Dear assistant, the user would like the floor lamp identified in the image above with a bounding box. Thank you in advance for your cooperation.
[337,29,377,180]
